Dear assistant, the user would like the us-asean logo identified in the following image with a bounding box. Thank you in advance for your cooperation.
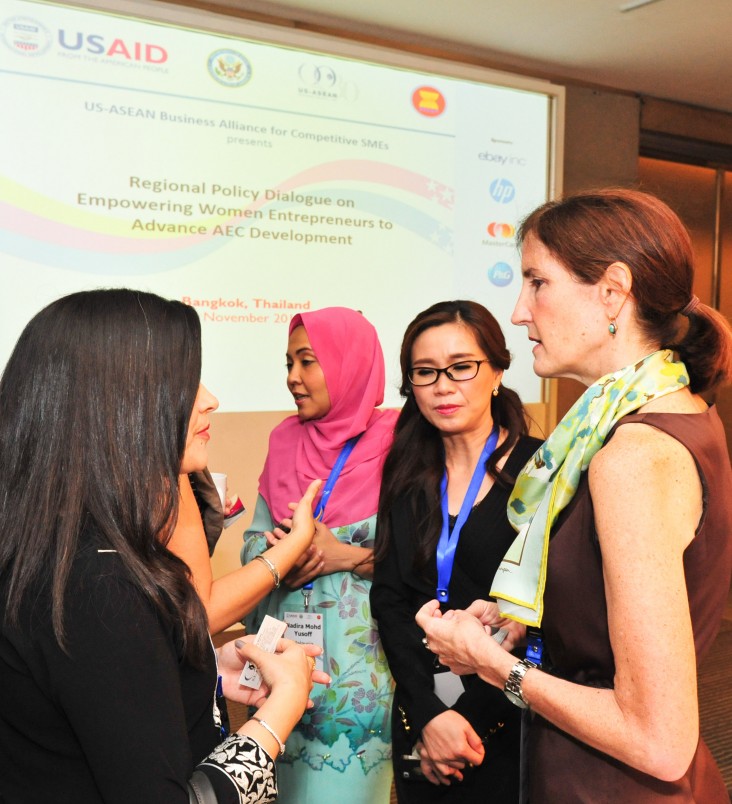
[208,48,252,87]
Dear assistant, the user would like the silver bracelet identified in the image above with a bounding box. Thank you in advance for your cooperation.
[250,715,285,756]
[253,554,280,589]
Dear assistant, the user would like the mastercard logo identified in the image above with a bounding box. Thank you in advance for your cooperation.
[412,86,446,117]
[486,222,515,238]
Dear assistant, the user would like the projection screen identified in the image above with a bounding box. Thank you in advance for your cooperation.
[0,0,563,408]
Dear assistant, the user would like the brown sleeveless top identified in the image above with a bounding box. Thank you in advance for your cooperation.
[529,406,732,803]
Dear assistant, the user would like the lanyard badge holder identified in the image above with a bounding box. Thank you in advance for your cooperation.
[432,427,499,704]
[435,426,499,605]
[525,626,544,668]
[299,433,363,612]
[285,434,363,671]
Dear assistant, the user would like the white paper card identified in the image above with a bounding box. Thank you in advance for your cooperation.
[239,615,287,689]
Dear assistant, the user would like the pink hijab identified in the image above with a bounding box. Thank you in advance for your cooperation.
[258,307,398,527]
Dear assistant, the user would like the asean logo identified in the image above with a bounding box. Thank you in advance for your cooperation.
[208,49,252,87]
[488,262,514,287]
[0,16,52,57]
[412,86,445,117]
[486,222,515,238]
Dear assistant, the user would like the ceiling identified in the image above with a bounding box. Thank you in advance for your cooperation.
[214,0,732,114]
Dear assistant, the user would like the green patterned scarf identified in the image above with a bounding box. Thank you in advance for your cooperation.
[490,349,689,626]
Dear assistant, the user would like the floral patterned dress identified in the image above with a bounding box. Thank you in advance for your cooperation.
[242,495,394,804]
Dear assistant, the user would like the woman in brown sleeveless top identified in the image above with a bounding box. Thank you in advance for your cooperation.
[416,189,732,802]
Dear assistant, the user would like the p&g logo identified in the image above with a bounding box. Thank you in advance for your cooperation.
[488,262,514,287]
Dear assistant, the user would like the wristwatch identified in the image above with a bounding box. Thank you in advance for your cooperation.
[503,659,537,709]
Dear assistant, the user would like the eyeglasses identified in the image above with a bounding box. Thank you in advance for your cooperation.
[407,359,490,386]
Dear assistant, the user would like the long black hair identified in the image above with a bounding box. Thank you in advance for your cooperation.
[375,300,530,574]
[0,289,209,664]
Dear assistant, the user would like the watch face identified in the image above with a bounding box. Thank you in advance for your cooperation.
[504,660,533,709]
[504,687,529,709]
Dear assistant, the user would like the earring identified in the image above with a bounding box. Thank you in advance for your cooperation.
[492,386,500,397]
[608,319,618,336]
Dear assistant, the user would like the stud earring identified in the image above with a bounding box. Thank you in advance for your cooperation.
[608,319,618,336]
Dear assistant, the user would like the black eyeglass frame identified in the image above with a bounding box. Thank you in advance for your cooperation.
[407,359,491,386]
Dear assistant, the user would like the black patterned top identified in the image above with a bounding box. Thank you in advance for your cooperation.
[0,528,276,803]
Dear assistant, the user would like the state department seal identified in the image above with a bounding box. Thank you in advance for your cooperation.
[207,49,252,88]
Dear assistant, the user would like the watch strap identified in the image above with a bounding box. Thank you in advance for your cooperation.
[504,658,537,708]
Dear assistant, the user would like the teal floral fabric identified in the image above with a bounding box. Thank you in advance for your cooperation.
[242,495,393,804]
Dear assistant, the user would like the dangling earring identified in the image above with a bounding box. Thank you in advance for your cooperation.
[608,319,618,336]
[492,386,500,397]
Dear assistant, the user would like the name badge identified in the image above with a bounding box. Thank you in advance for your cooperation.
[284,610,325,671]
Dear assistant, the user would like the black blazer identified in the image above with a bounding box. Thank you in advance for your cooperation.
[370,435,542,742]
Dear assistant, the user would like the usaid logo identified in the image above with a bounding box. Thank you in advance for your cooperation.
[488,262,514,287]
[1,16,52,57]
[489,179,516,204]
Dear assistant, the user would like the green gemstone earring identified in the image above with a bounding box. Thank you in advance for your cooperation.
[608,319,618,336]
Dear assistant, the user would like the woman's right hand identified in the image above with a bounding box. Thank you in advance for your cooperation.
[230,636,330,759]
[229,637,329,712]
[261,480,324,586]
[263,479,321,551]
[288,478,321,546]
[418,710,485,785]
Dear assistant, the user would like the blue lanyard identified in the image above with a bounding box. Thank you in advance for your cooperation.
[302,433,363,599]
[436,426,499,604]
[313,433,363,520]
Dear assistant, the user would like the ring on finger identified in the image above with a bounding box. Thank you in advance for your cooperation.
[422,636,430,650]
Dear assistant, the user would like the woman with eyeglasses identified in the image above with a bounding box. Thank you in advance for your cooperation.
[241,307,398,804]
[371,300,542,803]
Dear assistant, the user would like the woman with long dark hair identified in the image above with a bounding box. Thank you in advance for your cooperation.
[371,300,541,803]
[418,190,732,802]
[0,289,325,803]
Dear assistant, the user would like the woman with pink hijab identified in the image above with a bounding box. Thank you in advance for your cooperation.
[242,307,397,804]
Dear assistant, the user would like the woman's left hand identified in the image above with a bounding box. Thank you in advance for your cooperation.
[281,545,324,588]
[217,635,331,709]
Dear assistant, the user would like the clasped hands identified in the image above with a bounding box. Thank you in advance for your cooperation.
[265,518,343,588]
[415,599,525,691]
[415,710,485,786]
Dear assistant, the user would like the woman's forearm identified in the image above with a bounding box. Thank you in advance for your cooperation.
[236,681,307,759]
[206,534,315,633]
